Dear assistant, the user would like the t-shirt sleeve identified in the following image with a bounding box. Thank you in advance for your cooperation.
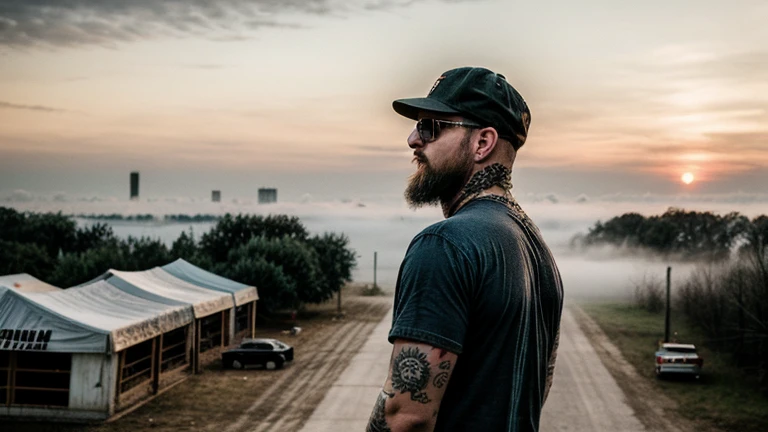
[388,233,475,354]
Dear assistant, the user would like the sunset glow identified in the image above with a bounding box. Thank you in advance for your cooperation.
[0,1,767,200]
[682,172,695,185]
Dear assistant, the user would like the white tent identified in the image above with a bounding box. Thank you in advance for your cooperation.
[162,259,259,305]
[97,268,234,318]
[0,285,108,353]
[0,273,60,293]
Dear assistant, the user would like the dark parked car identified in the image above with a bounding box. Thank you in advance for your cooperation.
[222,338,294,370]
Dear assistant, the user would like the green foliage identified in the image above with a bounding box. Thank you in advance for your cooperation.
[307,233,357,297]
[0,206,357,313]
[73,222,117,252]
[199,214,309,262]
[632,274,665,314]
[223,257,298,312]
[170,230,198,260]
[579,208,753,261]
[0,239,54,278]
[0,207,77,259]
[230,236,324,305]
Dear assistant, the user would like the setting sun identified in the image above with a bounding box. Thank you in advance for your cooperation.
[682,172,695,184]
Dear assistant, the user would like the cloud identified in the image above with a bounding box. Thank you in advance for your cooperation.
[0,0,470,48]
[0,100,66,113]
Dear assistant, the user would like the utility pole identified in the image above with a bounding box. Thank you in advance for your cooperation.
[373,252,378,291]
[664,266,671,343]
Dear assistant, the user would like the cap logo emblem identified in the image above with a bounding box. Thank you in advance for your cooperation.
[428,75,446,95]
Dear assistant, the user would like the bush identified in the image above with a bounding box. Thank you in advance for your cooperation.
[632,274,665,314]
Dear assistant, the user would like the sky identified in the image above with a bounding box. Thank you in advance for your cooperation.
[2,0,768,203]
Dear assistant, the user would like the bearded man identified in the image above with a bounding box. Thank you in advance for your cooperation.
[366,67,564,432]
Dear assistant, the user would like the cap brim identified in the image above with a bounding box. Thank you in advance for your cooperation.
[392,97,461,120]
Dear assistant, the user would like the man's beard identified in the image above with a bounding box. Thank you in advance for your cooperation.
[404,133,473,208]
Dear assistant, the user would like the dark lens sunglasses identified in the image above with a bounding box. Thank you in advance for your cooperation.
[416,118,482,143]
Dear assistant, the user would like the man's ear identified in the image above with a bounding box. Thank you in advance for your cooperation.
[474,127,499,162]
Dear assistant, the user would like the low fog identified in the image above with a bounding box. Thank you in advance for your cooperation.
[6,196,768,302]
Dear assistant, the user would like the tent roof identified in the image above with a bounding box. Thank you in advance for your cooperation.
[162,259,259,305]
[0,285,109,353]
[103,268,234,318]
[0,273,60,292]
[32,280,194,352]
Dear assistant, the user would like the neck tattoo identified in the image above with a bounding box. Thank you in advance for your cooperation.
[446,163,516,217]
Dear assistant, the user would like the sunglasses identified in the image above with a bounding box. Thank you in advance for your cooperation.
[416,118,482,143]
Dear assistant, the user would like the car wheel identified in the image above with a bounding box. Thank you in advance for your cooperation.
[265,360,277,370]
[276,354,286,369]
[232,359,244,370]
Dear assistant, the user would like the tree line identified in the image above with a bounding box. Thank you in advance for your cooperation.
[0,207,357,313]
[573,207,768,261]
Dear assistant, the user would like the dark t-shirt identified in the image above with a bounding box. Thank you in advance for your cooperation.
[389,198,564,432]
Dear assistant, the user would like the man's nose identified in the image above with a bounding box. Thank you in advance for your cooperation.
[407,128,423,149]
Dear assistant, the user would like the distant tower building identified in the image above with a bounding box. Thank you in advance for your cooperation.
[258,188,277,204]
[130,171,140,200]
[212,190,221,202]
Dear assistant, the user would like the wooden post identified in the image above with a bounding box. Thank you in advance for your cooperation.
[116,350,125,403]
[221,310,226,348]
[251,301,257,339]
[7,351,16,405]
[151,336,161,394]
[194,319,201,374]
[664,266,671,343]
[374,251,378,290]
[337,282,342,315]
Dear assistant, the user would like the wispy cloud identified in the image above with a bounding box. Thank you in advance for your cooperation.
[0,0,474,49]
[0,100,66,113]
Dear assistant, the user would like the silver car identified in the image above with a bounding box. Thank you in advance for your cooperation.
[655,343,703,379]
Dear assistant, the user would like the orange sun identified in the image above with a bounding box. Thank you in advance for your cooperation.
[681,172,695,184]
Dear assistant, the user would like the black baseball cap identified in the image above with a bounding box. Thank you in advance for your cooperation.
[393,67,531,148]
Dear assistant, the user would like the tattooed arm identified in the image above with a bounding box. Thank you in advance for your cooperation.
[366,339,458,432]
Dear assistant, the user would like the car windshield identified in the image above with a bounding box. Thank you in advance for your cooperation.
[273,341,287,349]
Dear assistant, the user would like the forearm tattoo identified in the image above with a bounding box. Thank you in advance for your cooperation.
[392,347,432,403]
[366,391,393,432]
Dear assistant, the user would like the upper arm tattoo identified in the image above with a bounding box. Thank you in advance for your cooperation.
[433,360,451,388]
[392,347,433,403]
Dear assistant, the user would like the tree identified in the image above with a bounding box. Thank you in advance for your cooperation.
[224,257,298,312]
[170,230,199,261]
[49,243,130,287]
[0,240,54,278]
[125,236,171,270]
[199,214,309,263]
[229,236,324,306]
[307,233,357,297]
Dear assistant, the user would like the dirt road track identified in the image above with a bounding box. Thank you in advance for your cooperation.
[220,296,392,432]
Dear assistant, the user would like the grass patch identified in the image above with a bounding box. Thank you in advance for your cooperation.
[581,302,768,432]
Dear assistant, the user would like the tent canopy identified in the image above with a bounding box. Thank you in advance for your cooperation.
[101,268,234,318]
[37,280,194,352]
[0,273,60,292]
[0,285,109,353]
[162,259,259,305]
